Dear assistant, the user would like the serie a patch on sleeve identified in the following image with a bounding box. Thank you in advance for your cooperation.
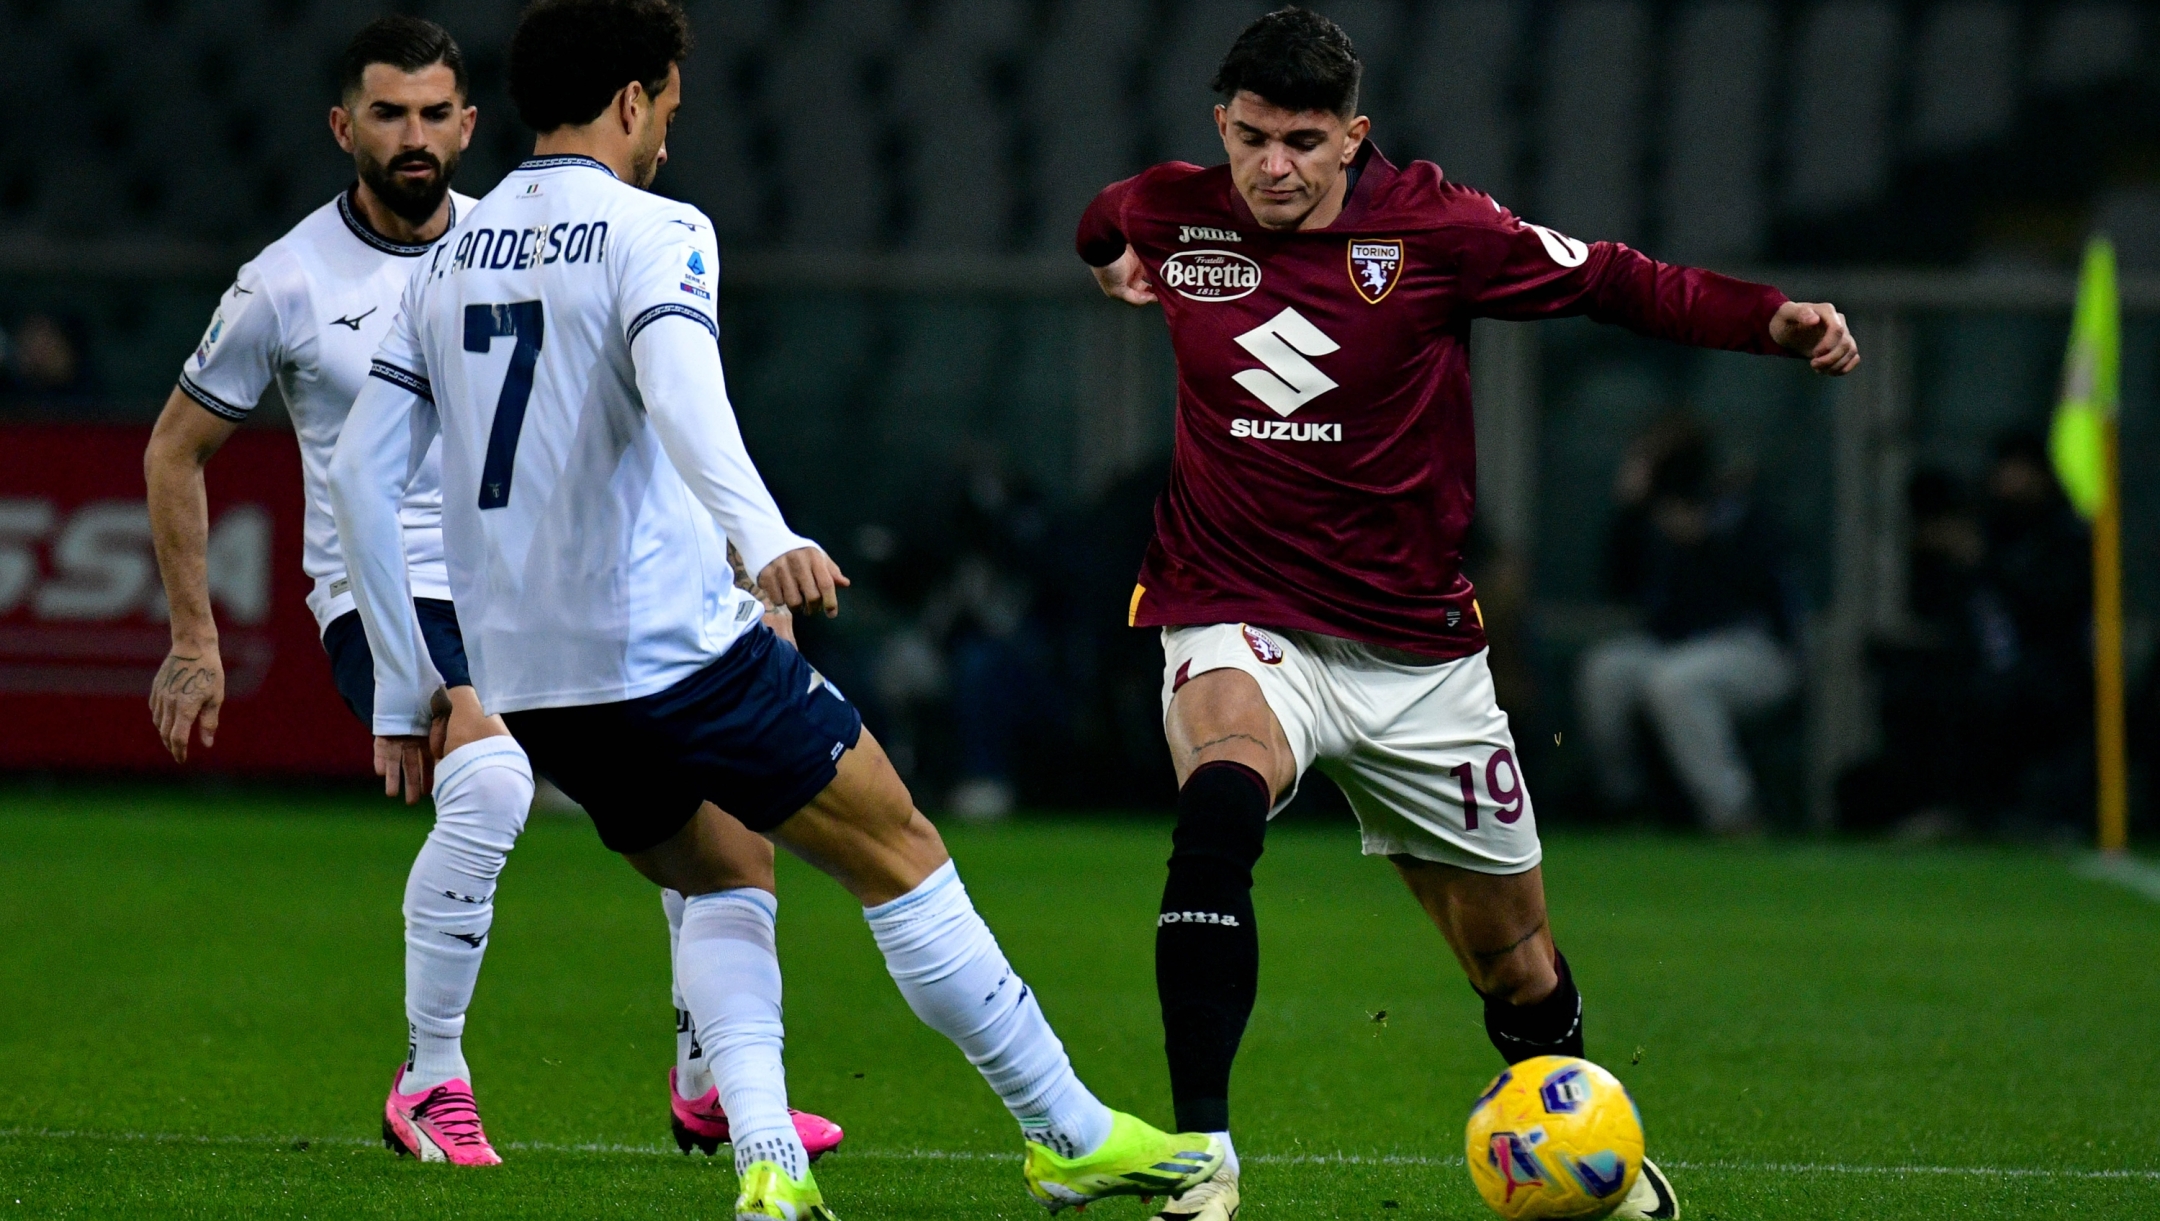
[680,246,713,299]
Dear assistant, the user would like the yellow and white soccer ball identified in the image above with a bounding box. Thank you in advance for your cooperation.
[1465,1055,1645,1219]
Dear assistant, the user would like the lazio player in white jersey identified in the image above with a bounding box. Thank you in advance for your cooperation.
[329,2,1226,1215]
[144,16,841,1168]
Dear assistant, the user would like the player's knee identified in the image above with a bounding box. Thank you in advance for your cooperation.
[432,755,535,862]
[1169,761,1269,872]
[1473,942,1561,1005]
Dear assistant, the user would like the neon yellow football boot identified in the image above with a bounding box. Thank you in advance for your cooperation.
[735,1160,836,1221]
[1022,1111,1224,1212]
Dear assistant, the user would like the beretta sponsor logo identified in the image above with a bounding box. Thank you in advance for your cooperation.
[1161,250,1261,301]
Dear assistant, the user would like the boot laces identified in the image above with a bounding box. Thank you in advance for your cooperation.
[412,1085,488,1147]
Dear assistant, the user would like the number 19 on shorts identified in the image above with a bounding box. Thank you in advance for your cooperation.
[1449,748,1522,832]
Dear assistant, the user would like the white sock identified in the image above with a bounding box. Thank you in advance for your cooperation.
[1213,1130,1239,1177]
[401,737,532,1093]
[676,888,806,1180]
[863,861,1114,1158]
[661,888,714,1099]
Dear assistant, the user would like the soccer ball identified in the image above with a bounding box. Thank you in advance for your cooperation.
[1465,1055,1645,1219]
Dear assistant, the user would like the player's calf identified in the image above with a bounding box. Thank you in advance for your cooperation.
[1392,856,1581,1062]
[1157,759,1270,1135]
[401,737,533,1095]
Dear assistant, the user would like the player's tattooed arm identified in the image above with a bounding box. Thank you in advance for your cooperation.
[729,541,796,645]
[1090,245,1158,307]
[145,385,240,761]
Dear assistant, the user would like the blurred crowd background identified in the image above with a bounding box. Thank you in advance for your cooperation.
[1,0,2156,839]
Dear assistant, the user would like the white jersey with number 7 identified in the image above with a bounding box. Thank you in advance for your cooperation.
[328,153,811,733]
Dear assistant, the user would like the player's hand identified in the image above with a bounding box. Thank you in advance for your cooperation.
[375,734,434,805]
[149,644,226,763]
[1770,300,1860,375]
[759,547,850,620]
[1092,246,1158,307]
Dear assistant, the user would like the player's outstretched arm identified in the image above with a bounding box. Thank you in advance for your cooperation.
[145,387,240,762]
[327,369,442,802]
[1769,300,1860,375]
[629,308,848,617]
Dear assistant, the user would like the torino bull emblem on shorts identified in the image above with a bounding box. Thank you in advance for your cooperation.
[1348,240,1404,304]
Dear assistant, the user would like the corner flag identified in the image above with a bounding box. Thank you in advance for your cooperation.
[2050,237,2127,852]
[2050,239,2118,520]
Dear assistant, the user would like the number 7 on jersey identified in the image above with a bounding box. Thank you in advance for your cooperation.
[463,301,544,510]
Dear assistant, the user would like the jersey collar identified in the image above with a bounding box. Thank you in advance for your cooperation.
[515,154,620,178]
[1330,140,1391,229]
[338,185,456,257]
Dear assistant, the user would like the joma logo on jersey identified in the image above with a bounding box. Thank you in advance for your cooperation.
[1231,418,1342,442]
[1160,250,1261,301]
[1177,225,1241,244]
[1349,240,1404,303]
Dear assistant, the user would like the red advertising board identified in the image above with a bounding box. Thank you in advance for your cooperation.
[1,424,369,775]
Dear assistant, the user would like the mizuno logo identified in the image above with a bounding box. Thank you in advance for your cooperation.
[331,306,378,331]
[442,931,485,948]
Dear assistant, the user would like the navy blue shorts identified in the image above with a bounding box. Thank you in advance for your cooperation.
[503,626,864,854]
[320,598,473,725]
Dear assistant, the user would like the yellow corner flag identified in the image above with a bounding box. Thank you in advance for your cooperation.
[2051,239,2119,520]
[2051,237,2127,852]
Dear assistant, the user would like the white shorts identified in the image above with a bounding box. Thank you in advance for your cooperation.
[1160,623,1540,875]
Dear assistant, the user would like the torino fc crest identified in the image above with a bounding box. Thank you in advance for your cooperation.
[1348,240,1404,304]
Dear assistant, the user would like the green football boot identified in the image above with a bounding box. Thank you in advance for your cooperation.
[735,1160,837,1221]
[1022,1111,1223,1212]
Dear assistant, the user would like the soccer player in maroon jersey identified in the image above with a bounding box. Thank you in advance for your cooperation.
[1075,10,1857,1220]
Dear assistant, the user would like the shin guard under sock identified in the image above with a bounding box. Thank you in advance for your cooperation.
[1481,951,1585,1064]
[661,888,714,1098]
[1157,760,1270,1134]
[863,862,1113,1158]
[403,738,532,1092]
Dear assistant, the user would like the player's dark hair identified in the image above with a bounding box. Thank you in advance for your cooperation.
[509,0,693,133]
[339,16,469,101]
[1211,7,1361,118]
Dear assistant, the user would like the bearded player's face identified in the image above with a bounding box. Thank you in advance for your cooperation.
[628,63,683,189]
[333,63,474,224]
[1217,92,1367,231]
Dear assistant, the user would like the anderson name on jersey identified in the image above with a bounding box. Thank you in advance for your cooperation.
[180,187,474,634]
[331,154,810,730]
[1077,143,1794,660]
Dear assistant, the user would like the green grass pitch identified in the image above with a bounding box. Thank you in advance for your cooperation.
[2,785,2156,1219]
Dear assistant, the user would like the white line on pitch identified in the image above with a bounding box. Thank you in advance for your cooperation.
[2074,852,2160,903]
[4,1128,2157,1182]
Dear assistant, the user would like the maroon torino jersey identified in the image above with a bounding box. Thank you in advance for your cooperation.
[1076,143,1794,659]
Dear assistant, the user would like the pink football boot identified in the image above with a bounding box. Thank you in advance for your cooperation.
[383,1066,503,1165]
[669,1067,845,1160]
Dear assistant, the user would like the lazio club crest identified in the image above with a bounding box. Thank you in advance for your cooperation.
[1348,239,1404,304]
